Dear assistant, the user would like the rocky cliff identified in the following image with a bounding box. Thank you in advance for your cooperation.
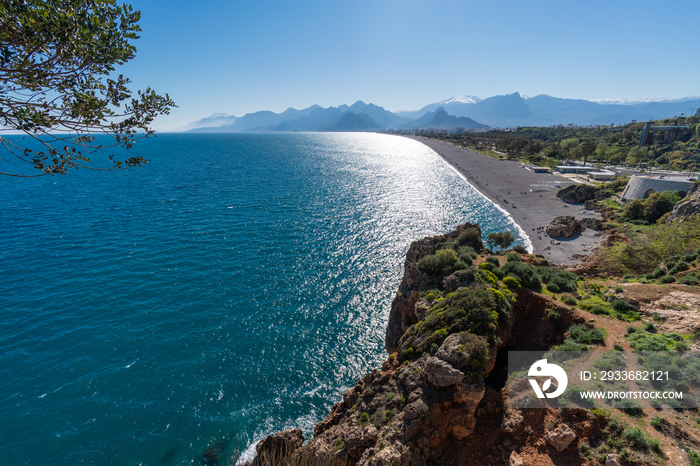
[243,223,592,466]
[667,182,700,223]
[243,222,696,466]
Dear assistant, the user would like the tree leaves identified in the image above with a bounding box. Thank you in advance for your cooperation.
[0,0,175,176]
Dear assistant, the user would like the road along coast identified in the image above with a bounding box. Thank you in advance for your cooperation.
[403,135,606,265]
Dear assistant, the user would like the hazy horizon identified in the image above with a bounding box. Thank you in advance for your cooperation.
[116,0,699,130]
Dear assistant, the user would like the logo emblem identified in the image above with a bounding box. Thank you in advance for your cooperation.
[528,359,568,398]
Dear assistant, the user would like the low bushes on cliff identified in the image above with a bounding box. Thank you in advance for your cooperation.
[568,324,605,345]
[535,266,579,293]
[397,285,509,361]
[416,248,460,276]
[416,246,479,277]
[457,227,484,252]
[500,261,541,290]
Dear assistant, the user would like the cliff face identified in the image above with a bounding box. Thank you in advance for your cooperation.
[247,223,588,466]
[385,223,483,353]
[667,182,700,223]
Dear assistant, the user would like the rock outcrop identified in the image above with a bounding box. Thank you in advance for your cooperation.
[667,182,700,223]
[385,223,482,353]
[545,216,585,237]
[544,423,576,451]
[556,184,597,203]
[423,357,465,387]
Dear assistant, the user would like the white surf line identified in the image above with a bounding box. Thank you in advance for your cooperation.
[428,146,534,254]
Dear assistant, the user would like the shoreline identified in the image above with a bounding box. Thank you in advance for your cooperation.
[403,135,606,265]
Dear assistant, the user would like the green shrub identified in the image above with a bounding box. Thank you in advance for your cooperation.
[617,399,644,417]
[501,261,541,290]
[502,276,521,289]
[642,191,683,223]
[535,266,578,293]
[612,298,631,312]
[669,261,690,274]
[397,286,504,359]
[569,324,605,345]
[417,248,459,276]
[357,412,370,426]
[660,275,677,284]
[644,322,657,333]
[555,342,588,352]
[486,256,500,266]
[561,294,577,306]
[624,426,647,447]
[627,332,688,351]
[680,275,699,286]
[506,253,521,262]
[513,245,528,254]
[614,286,624,293]
[457,246,477,263]
[457,227,483,252]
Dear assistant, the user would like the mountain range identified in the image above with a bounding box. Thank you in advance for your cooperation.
[175,93,700,133]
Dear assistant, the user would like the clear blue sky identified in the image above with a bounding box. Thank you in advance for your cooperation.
[120,0,700,130]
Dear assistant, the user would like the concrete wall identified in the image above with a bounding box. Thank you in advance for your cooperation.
[621,175,695,200]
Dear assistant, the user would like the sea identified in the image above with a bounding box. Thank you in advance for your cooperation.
[0,132,529,466]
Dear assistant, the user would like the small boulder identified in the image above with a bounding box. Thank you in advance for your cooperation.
[667,184,699,223]
[545,423,576,451]
[546,216,584,238]
[363,424,378,443]
[436,332,488,372]
[413,300,430,321]
[579,217,603,231]
[509,451,525,466]
[501,408,524,433]
[606,453,620,466]
[423,357,465,387]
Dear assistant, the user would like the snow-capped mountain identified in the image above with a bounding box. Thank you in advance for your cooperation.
[440,95,482,105]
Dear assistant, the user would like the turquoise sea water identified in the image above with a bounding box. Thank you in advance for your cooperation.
[0,133,527,465]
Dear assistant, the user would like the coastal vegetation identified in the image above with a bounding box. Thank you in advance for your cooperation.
[436,114,700,171]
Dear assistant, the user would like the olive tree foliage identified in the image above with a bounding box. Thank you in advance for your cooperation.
[486,231,515,253]
[0,0,175,176]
